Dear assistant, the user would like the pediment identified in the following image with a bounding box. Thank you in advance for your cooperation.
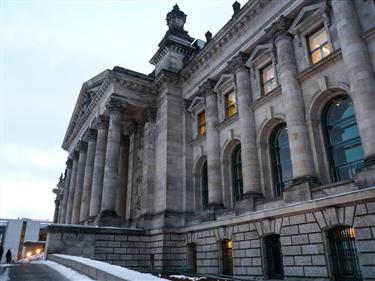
[188,96,205,113]
[246,43,273,67]
[214,74,234,94]
[289,2,325,34]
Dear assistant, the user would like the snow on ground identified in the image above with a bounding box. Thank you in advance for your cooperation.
[34,260,94,281]
[53,254,169,281]
[0,268,9,281]
[170,275,207,281]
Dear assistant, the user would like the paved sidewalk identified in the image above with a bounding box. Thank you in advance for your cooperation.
[0,263,70,281]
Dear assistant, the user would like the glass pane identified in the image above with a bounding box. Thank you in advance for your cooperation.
[308,28,328,51]
[322,43,332,57]
[227,105,237,117]
[311,49,322,64]
[227,92,236,106]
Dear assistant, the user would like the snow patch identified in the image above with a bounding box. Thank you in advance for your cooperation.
[0,268,9,281]
[34,260,94,281]
[170,275,207,281]
[53,254,169,281]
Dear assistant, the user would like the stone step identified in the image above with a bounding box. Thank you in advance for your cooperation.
[48,254,167,281]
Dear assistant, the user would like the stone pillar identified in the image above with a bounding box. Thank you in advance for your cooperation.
[60,159,72,224]
[79,129,97,223]
[200,80,223,209]
[116,135,129,219]
[53,198,60,223]
[331,0,375,167]
[228,54,262,206]
[89,116,108,220]
[71,141,87,224]
[270,17,318,188]
[101,98,126,216]
[65,152,79,224]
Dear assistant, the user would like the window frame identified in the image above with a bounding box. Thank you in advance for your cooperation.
[225,91,238,119]
[306,26,332,65]
[260,62,278,95]
[197,111,206,136]
[232,144,243,202]
[322,95,364,183]
[270,124,293,197]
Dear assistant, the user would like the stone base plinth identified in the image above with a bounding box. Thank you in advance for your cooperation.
[95,210,122,227]
[283,182,313,203]
[356,164,375,188]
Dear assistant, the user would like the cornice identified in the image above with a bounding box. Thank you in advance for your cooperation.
[180,0,272,82]
[152,69,181,91]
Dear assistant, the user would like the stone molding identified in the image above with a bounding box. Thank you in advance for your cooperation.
[266,16,293,42]
[152,69,181,90]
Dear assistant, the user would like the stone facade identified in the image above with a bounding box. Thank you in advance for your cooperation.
[49,0,375,280]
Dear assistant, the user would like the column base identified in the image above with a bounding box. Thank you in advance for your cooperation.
[356,164,375,188]
[364,154,375,168]
[283,181,316,203]
[95,209,122,227]
[292,175,320,186]
[235,192,263,215]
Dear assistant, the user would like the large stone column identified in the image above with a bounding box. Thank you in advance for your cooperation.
[228,54,262,204]
[71,141,87,224]
[270,17,318,188]
[101,98,126,215]
[89,116,108,219]
[60,159,72,224]
[115,135,129,219]
[200,80,223,209]
[79,129,97,223]
[65,152,79,224]
[331,0,375,167]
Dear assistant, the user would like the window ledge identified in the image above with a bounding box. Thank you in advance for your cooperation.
[296,49,342,81]
[311,179,355,191]
[216,114,239,131]
[190,134,206,146]
[250,86,282,110]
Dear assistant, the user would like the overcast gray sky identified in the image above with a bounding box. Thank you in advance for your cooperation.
[1,0,247,220]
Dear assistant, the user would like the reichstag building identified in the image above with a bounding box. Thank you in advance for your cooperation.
[48,0,375,280]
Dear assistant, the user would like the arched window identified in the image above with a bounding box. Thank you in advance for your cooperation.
[270,124,292,197]
[232,144,243,201]
[202,161,208,209]
[323,96,364,182]
[326,226,362,280]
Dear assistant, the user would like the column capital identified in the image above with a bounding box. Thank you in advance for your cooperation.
[83,128,97,142]
[106,96,128,113]
[266,16,292,41]
[227,52,248,73]
[69,150,79,160]
[66,158,73,169]
[92,115,109,130]
[142,107,157,123]
[128,121,137,135]
[198,79,217,98]
[77,140,88,151]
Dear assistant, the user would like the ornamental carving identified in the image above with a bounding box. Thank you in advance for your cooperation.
[65,158,73,169]
[142,107,157,123]
[77,140,88,151]
[266,16,292,41]
[198,79,217,98]
[92,115,109,130]
[106,96,127,113]
[227,52,248,73]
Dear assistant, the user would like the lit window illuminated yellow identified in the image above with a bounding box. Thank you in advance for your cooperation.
[226,240,233,249]
[262,63,277,95]
[198,111,206,136]
[26,252,32,257]
[225,92,237,118]
[348,227,356,239]
[36,249,42,254]
[308,27,332,64]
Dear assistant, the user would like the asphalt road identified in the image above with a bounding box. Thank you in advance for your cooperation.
[0,263,71,281]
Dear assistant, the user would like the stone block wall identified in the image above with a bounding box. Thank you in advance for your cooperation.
[47,202,375,280]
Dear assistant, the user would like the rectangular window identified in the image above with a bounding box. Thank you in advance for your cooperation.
[308,27,332,64]
[197,111,206,136]
[261,63,277,95]
[225,92,237,118]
